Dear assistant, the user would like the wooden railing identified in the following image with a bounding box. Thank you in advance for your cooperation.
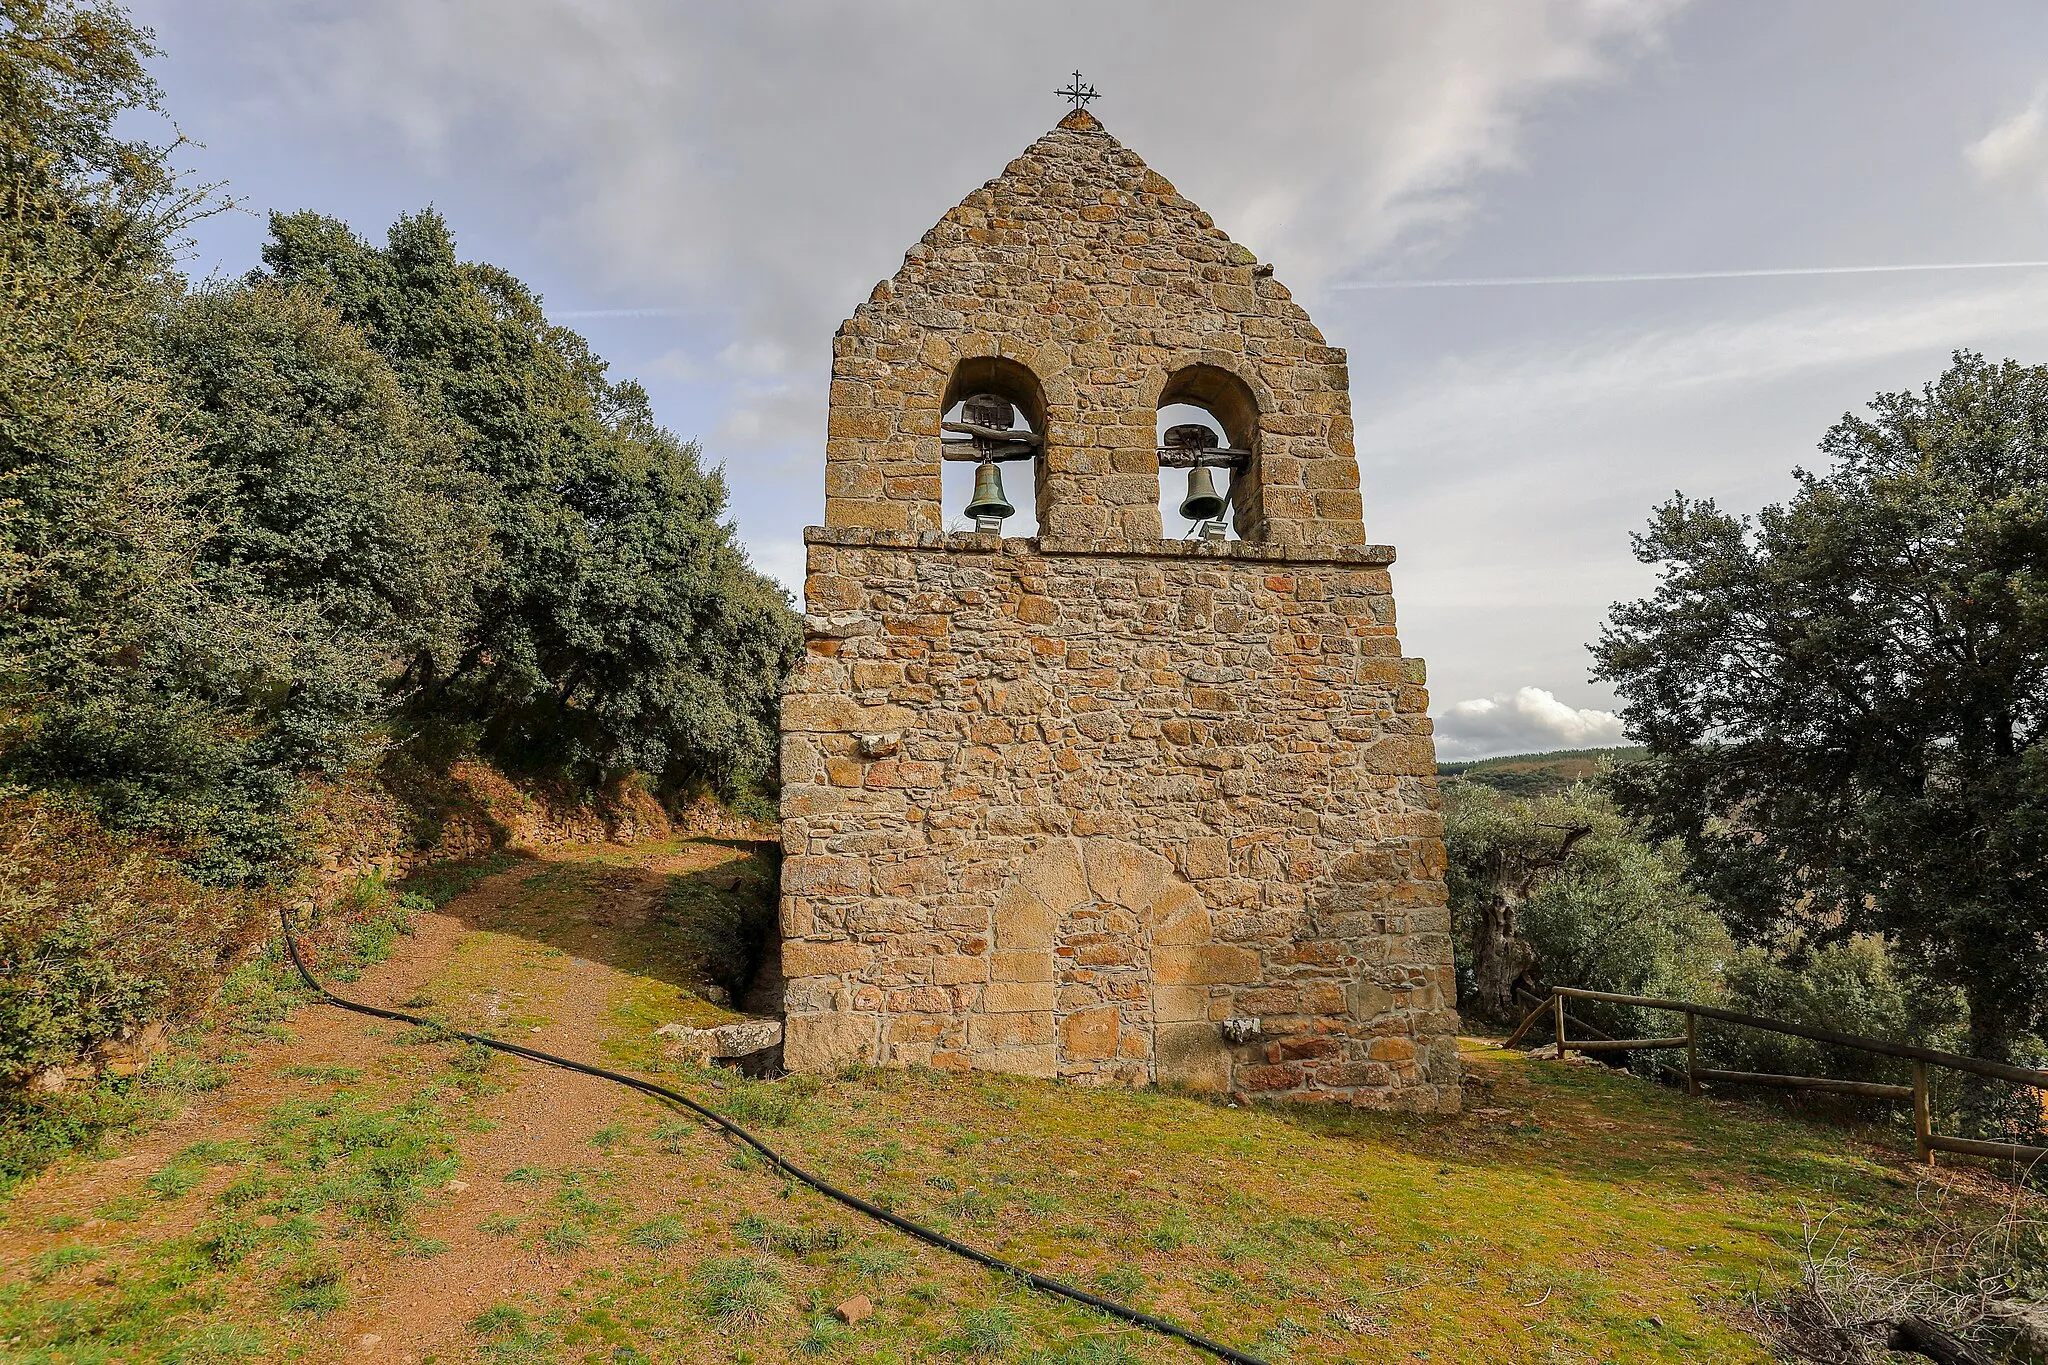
[1504,985,2048,1168]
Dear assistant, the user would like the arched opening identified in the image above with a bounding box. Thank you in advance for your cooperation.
[1156,364,1258,541]
[941,356,1045,535]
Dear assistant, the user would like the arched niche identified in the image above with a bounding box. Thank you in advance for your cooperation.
[1156,363,1260,540]
[942,356,1047,535]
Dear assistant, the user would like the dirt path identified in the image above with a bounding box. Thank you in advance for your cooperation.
[0,837,776,1365]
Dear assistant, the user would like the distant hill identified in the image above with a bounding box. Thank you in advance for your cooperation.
[1437,746,1646,796]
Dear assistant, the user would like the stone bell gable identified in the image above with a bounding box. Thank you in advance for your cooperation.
[824,108,1363,548]
[779,110,1460,1112]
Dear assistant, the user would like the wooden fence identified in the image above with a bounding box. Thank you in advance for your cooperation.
[1504,985,2048,1168]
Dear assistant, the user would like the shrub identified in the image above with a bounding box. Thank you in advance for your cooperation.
[0,798,265,1086]
[1710,935,1960,1078]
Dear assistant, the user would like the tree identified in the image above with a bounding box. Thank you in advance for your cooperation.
[257,210,802,794]
[0,0,305,881]
[1444,782,1594,1020]
[1594,352,2048,1072]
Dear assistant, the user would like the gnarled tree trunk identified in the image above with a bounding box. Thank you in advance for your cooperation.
[1466,822,1592,1024]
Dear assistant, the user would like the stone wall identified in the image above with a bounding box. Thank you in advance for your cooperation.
[781,109,1458,1111]
[780,529,1459,1111]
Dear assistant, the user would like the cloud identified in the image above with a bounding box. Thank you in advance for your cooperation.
[1969,94,2048,201]
[1434,687,1626,761]
[147,0,1688,408]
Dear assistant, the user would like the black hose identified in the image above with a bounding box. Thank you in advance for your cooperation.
[280,906,1271,1365]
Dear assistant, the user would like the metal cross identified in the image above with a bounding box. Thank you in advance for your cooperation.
[1056,70,1099,111]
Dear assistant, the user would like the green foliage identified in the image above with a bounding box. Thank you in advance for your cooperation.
[1597,352,2048,1067]
[627,1214,689,1251]
[1706,935,1963,1087]
[0,796,263,1084]
[1,1,799,909]
[692,1254,787,1329]
[952,1304,1019,1356]
[259,208,801,796]
[1446,778,1731,1022]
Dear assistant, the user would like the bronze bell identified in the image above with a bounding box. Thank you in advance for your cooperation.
[964,461,1015,526]
[1178,464,1227,523]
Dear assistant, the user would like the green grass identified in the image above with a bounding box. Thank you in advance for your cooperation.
[8,838,2033,1364]
[0,1044,486,1362]
[395,852,522,908]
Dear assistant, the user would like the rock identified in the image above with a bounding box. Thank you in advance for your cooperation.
[855,731,900,759]
[1991,1298,2048,1353]
[93,1019,167,1077]
[833,1295,874,1325]
[699,984,733,1007]
[443,1179,469,1193]
[27,1065,71,1094]
[657,1018,784,1066]
[356,1334,381,1351]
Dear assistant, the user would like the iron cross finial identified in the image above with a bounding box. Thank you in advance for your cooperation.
[1056,70,1099,111]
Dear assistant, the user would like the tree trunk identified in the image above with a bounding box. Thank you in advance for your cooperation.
[1471,892,1539,1023]
[1960,987,2022,1140]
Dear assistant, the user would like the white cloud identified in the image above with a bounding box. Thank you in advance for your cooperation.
[1433,687,1626,761]
[1969,94,2048,201]
[148,0,1687,356]
[717,340,790,378]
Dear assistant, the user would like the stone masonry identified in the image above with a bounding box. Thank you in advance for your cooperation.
[778,110,1459,1110]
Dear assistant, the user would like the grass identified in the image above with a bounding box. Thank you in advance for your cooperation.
[0,1041,487,1361]
[7,837,2037,1363]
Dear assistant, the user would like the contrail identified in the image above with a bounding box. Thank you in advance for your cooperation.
[1331,260,2048,289]
[550,306,696,319]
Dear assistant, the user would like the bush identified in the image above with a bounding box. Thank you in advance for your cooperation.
[0,797,265,1086]
[1708,935,1962,1083]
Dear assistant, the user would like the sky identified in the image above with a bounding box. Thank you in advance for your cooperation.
[131,0,2048,760]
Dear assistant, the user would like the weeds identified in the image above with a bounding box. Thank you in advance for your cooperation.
[1021,1341,1142,1365]
[277,1253,346,1314]
[650,1118,696,1153]
[147,1164,201,1200]
[628,1214,690,1251]
[737,1213,849,1257]
[717,1074,819,1128]
[1092,1264,1145,1298]
[539,1221,589,1255]
[952,1304,1018,1357]
[694,1255,787,1330]
[29,1244,103,1282]
[163,1324,268,1363]
[845,1242,911,1279]
[796,1312,855,1354]
[196,1215,262,1267]
[467,1303,555,1363]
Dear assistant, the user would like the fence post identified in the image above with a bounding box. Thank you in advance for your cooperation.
[1553,992,1568,1060]
[1912,1061,1933,1165]
[1684,1009,1698,1096]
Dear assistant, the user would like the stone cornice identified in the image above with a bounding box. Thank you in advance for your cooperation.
[804,526,1396,567]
